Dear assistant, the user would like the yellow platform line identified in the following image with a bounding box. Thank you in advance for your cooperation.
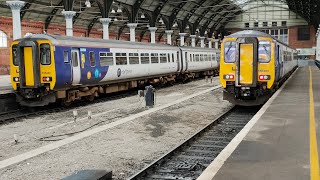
[309,66,319,180]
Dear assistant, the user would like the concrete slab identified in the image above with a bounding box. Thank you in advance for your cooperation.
[206,66,317,180]
[0,75,12,94]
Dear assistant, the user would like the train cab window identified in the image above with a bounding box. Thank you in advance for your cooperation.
[258,41,271,63]
[40,44,51,65]
[89,51,95,66]
[151,53,159,63]
[116,53,127,65]
[129,53,139,64]
[12,44,18,66]
[224,41,236,63]
[100,52,114,66]
[141,53,150,64]
[160,53,167,63]
[63,51,69,63]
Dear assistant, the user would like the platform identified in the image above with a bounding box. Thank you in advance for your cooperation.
[0,75,12,94]
[201,66,320,180]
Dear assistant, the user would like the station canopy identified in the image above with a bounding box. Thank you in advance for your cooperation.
[0,0,319,40]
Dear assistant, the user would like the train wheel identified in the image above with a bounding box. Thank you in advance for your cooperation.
[86,95,95,102]
[61,101,72,107]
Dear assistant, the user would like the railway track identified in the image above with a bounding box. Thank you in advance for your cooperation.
[0,92,136,124]
[0,77,216,125]
[129,106,261,180]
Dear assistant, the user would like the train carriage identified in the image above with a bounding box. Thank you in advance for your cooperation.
[10,34,220,106]
[220,30,298,106]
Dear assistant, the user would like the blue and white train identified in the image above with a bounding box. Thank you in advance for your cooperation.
[10,34,220,106]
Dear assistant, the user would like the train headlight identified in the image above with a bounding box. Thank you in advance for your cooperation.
[42,77,52,82]
[13,77,20,82]
[259,75,270,80]
[224,74,235,80]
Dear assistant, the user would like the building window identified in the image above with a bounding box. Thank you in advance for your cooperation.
[298,26,310,40]
[245,23,249,28]
[272,22,277,27]
[279,29,288,44]
[281,21,287,27]
[254,22,259,27]
[263,22,268,27]
[0,30,8,47]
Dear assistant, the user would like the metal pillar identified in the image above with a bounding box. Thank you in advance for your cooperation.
[62,11,76,36]
[165,30,173,45]
[100,18,112,39]
[214,39,219,49]
[200,36,205,48]
[179,33,187,46]
[127,23,138,42]
[148,27,157,43]
[208,38,212,48]
[6,1,25,40]
[190,35,196,47]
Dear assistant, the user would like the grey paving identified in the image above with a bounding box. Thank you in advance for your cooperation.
[214,67,317,180]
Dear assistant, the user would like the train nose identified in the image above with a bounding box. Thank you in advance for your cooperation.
[17,40,41,88]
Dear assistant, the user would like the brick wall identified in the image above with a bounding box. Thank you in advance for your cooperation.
[288,25,316,49]
[0,16,164,75]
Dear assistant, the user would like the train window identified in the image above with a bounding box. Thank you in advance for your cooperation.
[195,54,200,62]
[100,52,114,66]
[258,41,271,63]
[116,53,127,65]
[167,54,170,62]
[40,44,51,65]
[89,51,95,66]
[177,52,179,63]
[12,44,18,66]
[129,53,139,64]
[151,53,159,63]
[224,41,236,63]
[160,53,167,63]
[190,54,192,62]
[200,54,204,61]
[72,52,78,67]
[172,54,175,63]
[141,53,150,64]
[63,51,69,63]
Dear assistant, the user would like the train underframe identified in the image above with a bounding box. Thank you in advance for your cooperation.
[16,69,219,106]
[223,66,298,106]
[223,82,273,106]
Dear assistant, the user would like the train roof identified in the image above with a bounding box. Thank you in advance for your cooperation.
[225,30,293,48]
[226,30,272,38]
[15,34,219,52]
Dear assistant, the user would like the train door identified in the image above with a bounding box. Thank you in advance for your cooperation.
[236,37,258,87]
[71,48,81,85]
[275,44,281,81]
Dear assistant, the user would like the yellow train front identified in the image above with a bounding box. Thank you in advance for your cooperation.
[220,30,297,106]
